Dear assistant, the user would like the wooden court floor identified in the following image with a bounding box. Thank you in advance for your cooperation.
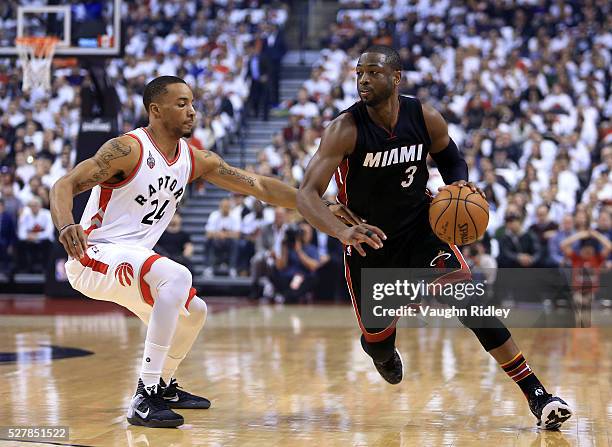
[0,300,610,447]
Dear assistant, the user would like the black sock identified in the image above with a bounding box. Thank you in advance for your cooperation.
[360,330,396,363]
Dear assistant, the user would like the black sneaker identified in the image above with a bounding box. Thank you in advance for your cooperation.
[127,379,184,428]
[373,348,404,385]
[162,378,211,409]
[528,387,573,430]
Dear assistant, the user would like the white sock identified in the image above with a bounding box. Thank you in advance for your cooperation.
[140,341,169,389]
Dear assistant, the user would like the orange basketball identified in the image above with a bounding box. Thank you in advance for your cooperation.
[428,185,489,245]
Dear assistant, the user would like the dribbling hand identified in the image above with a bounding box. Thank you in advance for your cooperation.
[58,224,88,259]
[337,224,387,257]
[438,180,486,199]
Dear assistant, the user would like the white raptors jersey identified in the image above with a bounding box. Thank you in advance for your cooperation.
[80,127,193,249]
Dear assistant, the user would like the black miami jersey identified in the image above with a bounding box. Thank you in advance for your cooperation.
[335,95,432,238]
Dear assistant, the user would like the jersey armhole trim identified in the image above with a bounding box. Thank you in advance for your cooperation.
[187,143,197,183]
[100,133,144,189]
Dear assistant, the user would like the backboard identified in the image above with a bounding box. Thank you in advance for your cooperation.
[0,0,122,58]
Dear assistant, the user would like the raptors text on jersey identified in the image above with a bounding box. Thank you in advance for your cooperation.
[80,127,194,249]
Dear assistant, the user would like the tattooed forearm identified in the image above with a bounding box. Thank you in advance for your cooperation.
[218,161,256,187]
[74,139,132,192]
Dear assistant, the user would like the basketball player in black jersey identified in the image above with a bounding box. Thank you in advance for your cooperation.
[297,46,572,429]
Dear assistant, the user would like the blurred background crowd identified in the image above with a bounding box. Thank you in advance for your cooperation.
[0,0,610,304]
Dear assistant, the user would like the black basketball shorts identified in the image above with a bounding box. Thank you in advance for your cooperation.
[344,210,471,342]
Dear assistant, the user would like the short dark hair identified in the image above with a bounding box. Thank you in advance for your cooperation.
[143,76,187,113]
[363,45,401,71]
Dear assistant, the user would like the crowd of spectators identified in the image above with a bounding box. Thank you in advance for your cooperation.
[0,0,287,276]
[200,195,346,303]
[0,0,611,307]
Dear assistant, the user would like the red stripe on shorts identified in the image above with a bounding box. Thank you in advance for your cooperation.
[344,254,398,343]
[139,254,163,306]
[79,253,109,274]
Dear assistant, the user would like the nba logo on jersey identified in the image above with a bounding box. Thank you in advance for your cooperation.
[115,262,134,287]
[346,246,352,256]
[147,152,155,169]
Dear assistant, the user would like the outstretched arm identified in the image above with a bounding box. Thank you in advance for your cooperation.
[191,149,297,208]
[50,136,139,258]
[297,113,386,256]
[190,147,363,224]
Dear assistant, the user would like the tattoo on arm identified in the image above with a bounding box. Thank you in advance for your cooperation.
[218,161,256,187]
[74,139,132,192]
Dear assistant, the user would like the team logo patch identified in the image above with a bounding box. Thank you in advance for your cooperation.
[115,262,135,287]
[147,152,155,169]
[430,250,452,268]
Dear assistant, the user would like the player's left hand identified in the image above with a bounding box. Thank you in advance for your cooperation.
[439,181,486,199]
[326,201,365,226]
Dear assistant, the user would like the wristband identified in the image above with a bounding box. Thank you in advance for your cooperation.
[58,223,77,235]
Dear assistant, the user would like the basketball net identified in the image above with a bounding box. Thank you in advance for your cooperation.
[15,36,59,92]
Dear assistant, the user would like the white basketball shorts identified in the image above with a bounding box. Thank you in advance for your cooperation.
[65,243,196,316]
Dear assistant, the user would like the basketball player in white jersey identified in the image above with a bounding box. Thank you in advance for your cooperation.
[50,76,360,428]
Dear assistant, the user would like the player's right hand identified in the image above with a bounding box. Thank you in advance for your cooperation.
[58,224,88,259]
[337,224,386,257]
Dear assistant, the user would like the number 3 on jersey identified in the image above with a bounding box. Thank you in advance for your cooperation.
[142,199,169,225]
[401,166,418,188]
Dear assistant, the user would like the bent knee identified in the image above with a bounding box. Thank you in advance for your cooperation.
[167,262,192,287]
[150,258,193,307]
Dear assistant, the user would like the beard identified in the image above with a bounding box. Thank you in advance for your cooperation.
[360,81,395,107]
[182,131,193,138]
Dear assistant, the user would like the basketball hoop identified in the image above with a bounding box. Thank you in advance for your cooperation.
[15,36,59,92]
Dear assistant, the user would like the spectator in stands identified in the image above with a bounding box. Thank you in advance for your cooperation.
[548,214,575,267]
[560,230,611,305]
[591,146,612,182]
[283,114,304,143]
[261,23,287,107]
[528,204,559,267]
[573,208,591,232]
[238,200,269,277]
[303,67,332,100]
[462,241,498,285]
[0,182,21,223]
[289,88,320,121]
[314,228,346,301]
[229,193,251,221]
[15,197,54,273]
[594,210,612,260]
[205,198,240,277]
[273,221,322,303]
[246,42,271,121]
[250,207,287,300]
[0,198,17,275]
[155,213,194,274]
[497,213,543,269]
